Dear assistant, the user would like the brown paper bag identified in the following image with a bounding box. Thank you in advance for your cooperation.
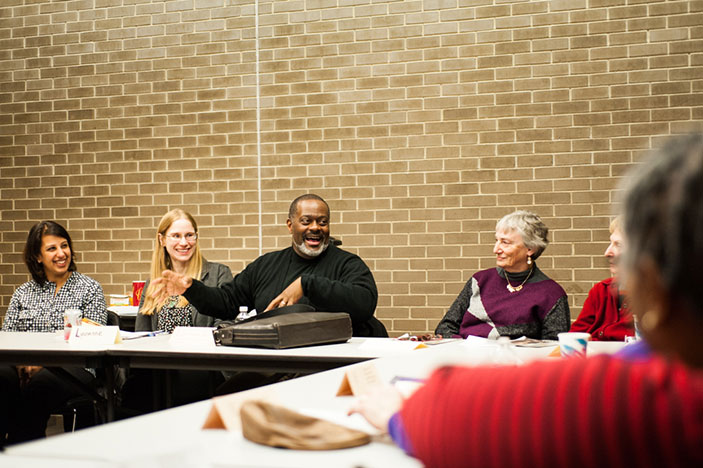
[202,388,279,431]
[240,400,371,450]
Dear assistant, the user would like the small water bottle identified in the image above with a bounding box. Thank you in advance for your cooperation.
[491,336,522,366]
[63,308,82,341]
[235,306,248,322]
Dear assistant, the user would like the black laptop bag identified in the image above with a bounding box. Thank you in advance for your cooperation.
[212,304,352,349]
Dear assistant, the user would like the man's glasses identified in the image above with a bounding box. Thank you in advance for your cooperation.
[165,233,198,242]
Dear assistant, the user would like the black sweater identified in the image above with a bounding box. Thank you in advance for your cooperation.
[185,244,384,336]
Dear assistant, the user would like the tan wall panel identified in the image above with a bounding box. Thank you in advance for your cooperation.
[1,0,702,335]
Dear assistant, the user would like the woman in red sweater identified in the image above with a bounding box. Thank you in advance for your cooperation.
[350,133,703,468]
[570,216,635,341]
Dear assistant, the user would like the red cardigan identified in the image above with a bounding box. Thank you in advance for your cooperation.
[570,277,634,341]
[398,356,703,468]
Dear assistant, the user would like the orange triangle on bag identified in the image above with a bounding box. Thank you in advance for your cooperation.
[202,388,279,431]
[202,403,227,430]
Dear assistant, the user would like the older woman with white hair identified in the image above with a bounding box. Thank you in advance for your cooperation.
[435,210,570,340]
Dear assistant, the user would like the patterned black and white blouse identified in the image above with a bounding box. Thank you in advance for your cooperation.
[2,272,107,332]
[156,296,194,334]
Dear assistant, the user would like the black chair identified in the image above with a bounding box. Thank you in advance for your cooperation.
[45,366,117,430]
[57,395,103,433]
[107,310,136,331]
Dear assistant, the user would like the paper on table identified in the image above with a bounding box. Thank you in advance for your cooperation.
[107,305,139,316]
[461,335,496,347]
[169,326,217,348]
[511,337,559,348]
[391,377,425,398]
[297,407,382,436]
[358,339,426,353]
[119,330,166,340]
[463,335,558,349]
[395,333,458,346]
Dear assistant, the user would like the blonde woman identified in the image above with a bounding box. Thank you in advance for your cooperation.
[136,209,232,332]
[125,209,232,410]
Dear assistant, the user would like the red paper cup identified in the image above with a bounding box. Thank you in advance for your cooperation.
[132,281,146,306]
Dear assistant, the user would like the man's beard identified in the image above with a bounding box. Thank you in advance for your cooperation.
[295,239,329,258]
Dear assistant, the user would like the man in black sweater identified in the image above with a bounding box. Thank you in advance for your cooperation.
[152,194,386,337]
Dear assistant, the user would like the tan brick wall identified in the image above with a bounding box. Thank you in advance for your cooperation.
[1,0,702,335]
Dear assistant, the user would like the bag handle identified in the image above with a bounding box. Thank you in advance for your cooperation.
[227,303,316,326]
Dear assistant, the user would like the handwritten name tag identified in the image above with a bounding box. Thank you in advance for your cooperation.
[69,325,122,344]
[336,361,383,397]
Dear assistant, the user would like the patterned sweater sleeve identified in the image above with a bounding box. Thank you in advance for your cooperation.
[540,294,570,340]
[81,276,108,325]
[1,286,25,331]
[435,278,473,337]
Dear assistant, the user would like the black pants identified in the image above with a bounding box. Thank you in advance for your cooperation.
[215,371,300,395]
[0,365,95,446]
[120,369,223,414]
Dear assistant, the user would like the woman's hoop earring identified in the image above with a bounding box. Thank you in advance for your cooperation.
[640,310,660,331]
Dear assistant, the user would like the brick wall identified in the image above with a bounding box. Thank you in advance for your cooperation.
[1,0,702,335]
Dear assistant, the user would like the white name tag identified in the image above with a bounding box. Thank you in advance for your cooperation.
[169,326,216,348]
[69,325,122,344]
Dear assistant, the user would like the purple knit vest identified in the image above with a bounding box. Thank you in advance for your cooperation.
[458,268,565,338]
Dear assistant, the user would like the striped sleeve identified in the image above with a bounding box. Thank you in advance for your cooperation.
[397,356,703,468]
